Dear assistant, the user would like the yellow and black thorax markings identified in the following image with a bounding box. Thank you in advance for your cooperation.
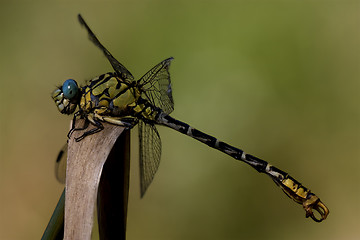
[79,72,159,121]
[80,73,138,114]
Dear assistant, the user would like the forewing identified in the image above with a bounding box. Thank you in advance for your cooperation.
[138,121,162,197]
[78,14,134,80]
[138,57,174,114]
[55,143,67,184]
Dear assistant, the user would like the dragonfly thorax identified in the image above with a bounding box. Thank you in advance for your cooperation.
[78,73,143,118]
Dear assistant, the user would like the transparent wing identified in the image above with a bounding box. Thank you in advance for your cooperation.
[138,57,174,114]
[138,120,162,197]
[55,143,67,184]
[78,14,134,80]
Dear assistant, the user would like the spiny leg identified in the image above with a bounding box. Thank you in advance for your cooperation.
[74,124,104,142]
[67,112,89,139]
[102,116,138,129]
[73,113,104,142]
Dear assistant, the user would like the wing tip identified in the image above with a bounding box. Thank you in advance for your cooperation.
[78,14,85,26]
[166,57,174,63]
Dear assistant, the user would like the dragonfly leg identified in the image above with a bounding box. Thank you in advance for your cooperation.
[67,114,89,139]
[73,113,104,142]
[92,108,138,129]
[102,116,138,129]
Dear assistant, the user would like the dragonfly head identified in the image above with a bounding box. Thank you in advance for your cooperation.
[52,79,80,115]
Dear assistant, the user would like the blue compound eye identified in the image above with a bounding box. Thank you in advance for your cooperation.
[62,79,78,99]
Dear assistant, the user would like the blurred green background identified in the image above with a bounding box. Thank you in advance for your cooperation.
[0,1,359,239]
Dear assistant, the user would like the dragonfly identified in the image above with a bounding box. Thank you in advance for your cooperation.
[52,14,329,222]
